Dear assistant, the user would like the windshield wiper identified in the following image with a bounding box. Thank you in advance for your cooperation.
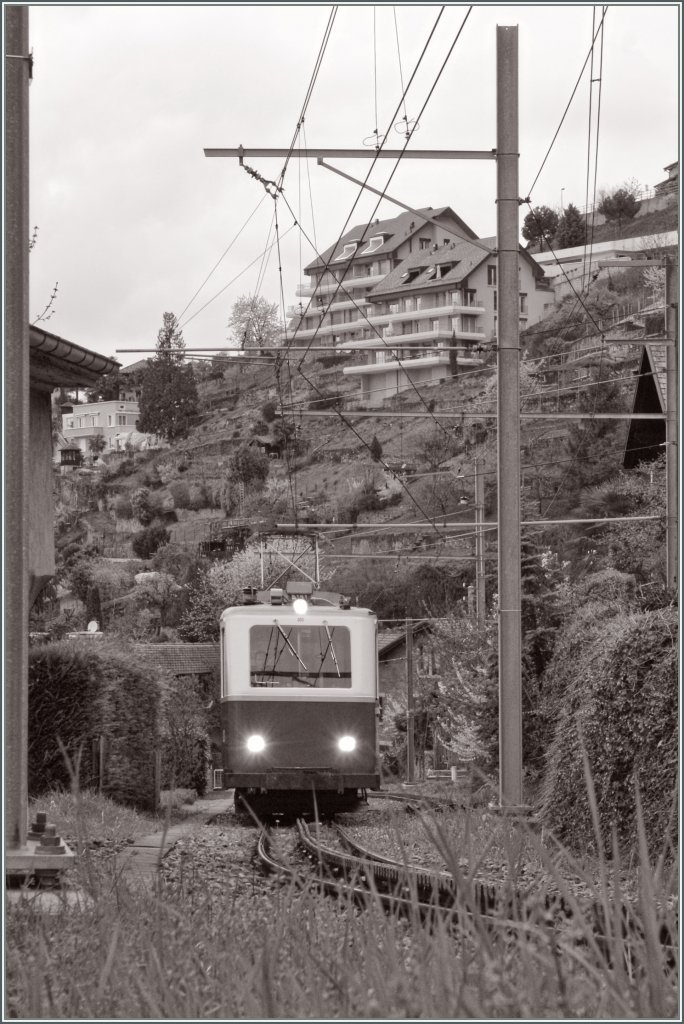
[277,625,308,672]
[324,624,341,678]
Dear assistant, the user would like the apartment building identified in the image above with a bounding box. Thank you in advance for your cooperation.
[61,398,144,455]
[282,206,553,406]
[342,236,554,406]
[283,206,479,349]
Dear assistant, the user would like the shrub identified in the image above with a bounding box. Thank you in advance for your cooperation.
[261,400,277,423]
[28,640,161,810]
[159,675,211,797]
[167,480,191,509]
[132,525,171,560]
[112,493,134,519]
[541,605,678,857]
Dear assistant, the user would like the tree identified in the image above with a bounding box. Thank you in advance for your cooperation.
[227,294,282,351]
[522,205,559,251]
[228,443,270,488]
[88,434,107,458]
[555,203,586,248]
[156,311,186,365]
[369,435,383,461]
[598,186,641,234]
[137,359,198,441]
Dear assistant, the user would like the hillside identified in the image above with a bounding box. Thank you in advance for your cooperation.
[55,295,645,597]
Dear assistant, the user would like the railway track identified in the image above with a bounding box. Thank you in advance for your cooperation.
[255,813,678,967]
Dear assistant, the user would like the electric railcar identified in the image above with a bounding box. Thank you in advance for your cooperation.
[219,583,381,816]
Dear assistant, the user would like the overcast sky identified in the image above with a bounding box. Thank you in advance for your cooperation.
[27,3,680,365]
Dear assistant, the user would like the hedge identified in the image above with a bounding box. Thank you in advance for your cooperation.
[29,639,162,810]
[540,606,678,858]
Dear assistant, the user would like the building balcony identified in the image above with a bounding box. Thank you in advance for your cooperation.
[295,273,385,297]
[62,426,105,438]
[338,326,486,352]
[342,353,450,376]
[376,300,485,322]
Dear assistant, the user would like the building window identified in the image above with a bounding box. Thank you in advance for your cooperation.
[520,293,528,314]
[493,291,497,311]
[334,241,358,262]
[465,289,477,306]
[487,265,497,286]
[117,415,127,425]
[419,237,430,250]
[360,235,385,255]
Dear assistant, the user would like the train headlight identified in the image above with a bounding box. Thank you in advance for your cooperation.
[338,735,356,752]
[292,597,308,615]
[246,734,266,753]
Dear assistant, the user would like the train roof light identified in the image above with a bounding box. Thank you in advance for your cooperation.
[292,597,308,615]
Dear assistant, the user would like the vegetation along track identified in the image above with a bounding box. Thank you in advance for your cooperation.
[252,802,676,969]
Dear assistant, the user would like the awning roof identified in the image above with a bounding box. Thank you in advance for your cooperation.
[29,325,119,392]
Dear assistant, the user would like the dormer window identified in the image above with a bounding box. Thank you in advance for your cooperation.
[436,262,458,279]
[333,241,359,262]
[360,234,386,255]
[400,267,425,285]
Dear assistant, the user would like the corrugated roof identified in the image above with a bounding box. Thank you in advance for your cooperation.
[134,643,220,677]
[645,344,667,409]
[305,207,477,272]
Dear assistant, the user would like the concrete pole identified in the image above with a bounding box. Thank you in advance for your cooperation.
[406,620,415,784]
[496,26,523,808]
[665,257,678,592]
[475,458,486,624]
[4,4,30,853]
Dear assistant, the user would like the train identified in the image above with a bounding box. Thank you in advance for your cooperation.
[219,582,381,817]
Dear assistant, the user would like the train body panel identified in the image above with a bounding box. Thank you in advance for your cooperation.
[219,593,381,808]
[222,698,378,790]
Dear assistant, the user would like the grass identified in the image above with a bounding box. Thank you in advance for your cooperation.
[28,787,200,846]
[6,785,678,1019]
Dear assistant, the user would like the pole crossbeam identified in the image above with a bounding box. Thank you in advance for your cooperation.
[204,147,497,161]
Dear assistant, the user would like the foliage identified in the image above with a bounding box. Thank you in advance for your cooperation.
[112,493,134,519]
[85,369,122,403]
[137,359,198,442]
[88,434,107,456]
[28,640,161,809]
[428,613,497,764]
[331,560,470,621]
[227,293,282,350]
[598,185,641,233]
[369,434,383,461]
[132,572,183,633]
[228,443,270,488]
[522,205,559,250]
[155,311,186,365]
[540,602,677,856]
[167,480,191,509]
[555,202,586,248]
[568,459,667,584]
[177,548,264,641]
[562,372,627,497]
[482,538,564,773]
[261,400,277,423]
[130,486,157,526]
[159,674,211,796]
[131,524,171,560]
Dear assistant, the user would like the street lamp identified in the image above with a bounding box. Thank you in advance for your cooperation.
[560,187,565,213]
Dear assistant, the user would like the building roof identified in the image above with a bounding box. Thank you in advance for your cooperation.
[369,237,548,298]
[305,207,478,273]
[29,325,119,392]
[377,621,432,658]
[134,643,220,677]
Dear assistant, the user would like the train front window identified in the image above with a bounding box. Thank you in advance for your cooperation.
[249,625,352,687]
